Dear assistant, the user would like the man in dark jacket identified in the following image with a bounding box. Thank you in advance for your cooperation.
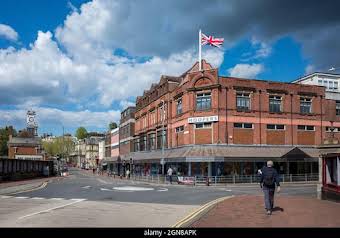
[260,161,281,215]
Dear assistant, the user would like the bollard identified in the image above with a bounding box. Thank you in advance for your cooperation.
[206,177,210,186]
[215,176,217,186]
[290,174,292,182]
[233,175,235,184]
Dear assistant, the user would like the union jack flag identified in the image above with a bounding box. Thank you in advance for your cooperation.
[201,33,224,48]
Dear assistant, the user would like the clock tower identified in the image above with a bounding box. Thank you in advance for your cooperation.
[27,110,38,137]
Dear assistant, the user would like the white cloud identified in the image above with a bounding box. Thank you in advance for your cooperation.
[0,107,121,130]
[228,63,264,78]
[119,100,135,109]
[0,23,18,41]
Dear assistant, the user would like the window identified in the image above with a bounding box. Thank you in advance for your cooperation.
[176,98,183,115]
[318,80,323,85]
[157,129,167,149]
[140,135,147,151]
[326,127,340,132]
[329,81,334,90]
[326,158,338,185]
[234,123,253,129]
[334,81,338,90]
[236,92,250,111]
[175,125,184,133]
[336,101,340,116]
[195,122,212,129]
[269,95,282,113]
[134,138,140,152]
[148,133,156,150]
[300,97,312,114]
[297,125,315,131]
[324,80,328,89]
[266,124,285,130]
[196,92,211,111]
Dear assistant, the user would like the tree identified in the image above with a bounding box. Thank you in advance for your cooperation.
[109,122,118,130]
[42,136,75,159]
[0,126,17,156]
[75,127,88,140]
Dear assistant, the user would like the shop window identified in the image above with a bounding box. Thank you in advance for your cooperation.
[236,92,250,111]
[326,127,340,132]
[266,124,285,130]
[234,123,253,129]
[195,122,212,129]
[269,95,282,113]
[326,158,338,185]
[148,134,156,150]
[297,125,315,131]
[196,92,211,111]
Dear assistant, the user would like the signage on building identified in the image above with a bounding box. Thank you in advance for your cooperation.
[186,157,224,162]
[15,155,43,160]
[188,116,218,124]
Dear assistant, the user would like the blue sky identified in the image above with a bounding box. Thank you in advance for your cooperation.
[0,0,339,136]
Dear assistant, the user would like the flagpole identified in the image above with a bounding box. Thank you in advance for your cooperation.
[199,29,202,71]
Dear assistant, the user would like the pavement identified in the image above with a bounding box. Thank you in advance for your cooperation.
[190,195,340,227]
[0,168,325,227]
[0,176,62,195]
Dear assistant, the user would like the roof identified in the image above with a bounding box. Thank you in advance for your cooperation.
[292,72,340,84]
[8,136,42,146]
[125,145,320,161]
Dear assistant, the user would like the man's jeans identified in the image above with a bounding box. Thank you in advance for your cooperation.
[263,187,275,210]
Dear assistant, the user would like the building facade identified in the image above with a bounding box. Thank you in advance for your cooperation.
[128,60,340,177]
[292,72,340,100]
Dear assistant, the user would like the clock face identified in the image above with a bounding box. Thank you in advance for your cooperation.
[29,117,34,122]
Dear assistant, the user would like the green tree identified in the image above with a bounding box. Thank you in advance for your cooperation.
[75,127,88,139]
[109,122,118,130]
[0,126,17,156]
[42,136,75,159]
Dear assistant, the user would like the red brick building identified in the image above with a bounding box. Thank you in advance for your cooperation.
[128,60,339,177]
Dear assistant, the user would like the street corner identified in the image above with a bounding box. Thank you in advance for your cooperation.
[173,196,234,228]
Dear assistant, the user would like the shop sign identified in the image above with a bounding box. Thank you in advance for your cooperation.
[188,116,218,124]
[186,157,224,162]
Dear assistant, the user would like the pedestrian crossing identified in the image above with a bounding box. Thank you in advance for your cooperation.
[0,195,85,202]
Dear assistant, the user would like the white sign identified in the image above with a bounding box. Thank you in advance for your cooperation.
[15,155,43,160]
[188,116,218,124]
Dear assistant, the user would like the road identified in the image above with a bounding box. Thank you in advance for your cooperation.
[0,168,317,227]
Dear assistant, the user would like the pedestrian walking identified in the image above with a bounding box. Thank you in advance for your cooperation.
[92,167,95,174]
[260,161,281,215]
[167,167,173,184]
[126,169,130,179]
[96,167,99,175]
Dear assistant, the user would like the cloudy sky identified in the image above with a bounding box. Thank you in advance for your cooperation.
[0,0,340,136]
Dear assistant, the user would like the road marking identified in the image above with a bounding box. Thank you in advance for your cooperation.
[100,188,111,191]
[70,198,84,201]
[173,196,234,228]
[157,188,168,192]
[50,198,64,200]
[31,197,44,200]
[81,186,91,189]
[112,186,154,191]
[15,196,28,199]
[7,181,48,195]
[0,195,13,199]
[18,199,86,220]
[225,189,232,192]
[97,178,109,184]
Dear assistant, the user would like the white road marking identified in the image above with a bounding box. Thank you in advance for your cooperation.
[31,197,44,200]
[18,199,86,220]
[225,189,232,192]
[112,186,154,191]
[50,198,64,200]
[100,188,111,191]
[97,178,109,184]
[70,198,84,201]
[1,195,13,199]
[15,196,28,199]
[81,186,91,189]
[157,188,168,192]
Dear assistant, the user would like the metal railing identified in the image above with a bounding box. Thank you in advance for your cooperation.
[127,173,319,186]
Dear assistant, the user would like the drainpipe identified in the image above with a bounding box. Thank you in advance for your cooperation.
[259,90,262,145]
[290,94,293,146]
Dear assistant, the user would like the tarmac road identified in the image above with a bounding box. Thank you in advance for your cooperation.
[0,168,317,227]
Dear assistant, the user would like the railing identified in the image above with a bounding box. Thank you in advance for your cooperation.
[128,173,319,186]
